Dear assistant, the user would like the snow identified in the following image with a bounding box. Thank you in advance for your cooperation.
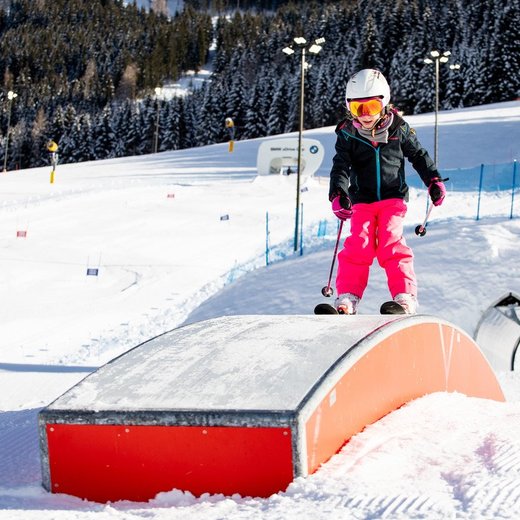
[1,100,520,519]
[45,314,403,412]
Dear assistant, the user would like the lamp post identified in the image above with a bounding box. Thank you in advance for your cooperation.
[283,36,325,252]
[153,87,161,154]
[423,50,460,167]
[3,90,17,172]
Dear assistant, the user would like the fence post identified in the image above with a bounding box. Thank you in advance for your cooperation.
[265,211,269,266]
[317,220,327,237]
[299,202,304,256]
[511,160,517,220]
[476,164,484,221]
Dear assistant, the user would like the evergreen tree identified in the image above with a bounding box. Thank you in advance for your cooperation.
[92,106,115,160]
[266,81,288,136]
[160,98,184,151]
[488,0,520,102]
[0,0,518,165]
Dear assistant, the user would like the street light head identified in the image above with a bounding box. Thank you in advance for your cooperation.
[440,56,449,63]
[314,37,326,45]
[7,91,17,100]
[430,50,440,58]
[450,63,461,70]
[282,46,295,55]
[424,58,433,64]
[293,36,307,46]
[443,51,451,57]
[308,44,322,54]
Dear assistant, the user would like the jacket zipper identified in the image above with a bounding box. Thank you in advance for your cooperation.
[341,129,382,200]
[375,147,381,200]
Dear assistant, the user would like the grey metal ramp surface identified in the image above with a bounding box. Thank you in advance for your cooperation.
[46,314,401,413]
[475,292,520,371]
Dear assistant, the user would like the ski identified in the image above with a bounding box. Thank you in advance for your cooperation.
[316,301,408,315]
[314,303,339,315]
[380,300,407,314]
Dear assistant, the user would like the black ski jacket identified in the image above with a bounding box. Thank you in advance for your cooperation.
[329,113,440,204]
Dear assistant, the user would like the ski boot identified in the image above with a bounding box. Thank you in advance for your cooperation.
[335,293,360,315]
[393,293,418,314]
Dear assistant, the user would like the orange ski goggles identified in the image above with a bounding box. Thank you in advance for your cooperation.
[348,97,384,117]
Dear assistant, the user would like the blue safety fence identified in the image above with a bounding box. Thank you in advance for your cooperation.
[406,161,516,191]
[407,161,518,220]
[208,161,519,301]
[262,161,518,267]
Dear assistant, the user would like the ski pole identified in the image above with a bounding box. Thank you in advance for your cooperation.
[321,220,344,297]
[416,177,449,236]
[415,203,434,237]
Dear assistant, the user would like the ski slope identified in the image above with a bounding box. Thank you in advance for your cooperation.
[0,101,519,519]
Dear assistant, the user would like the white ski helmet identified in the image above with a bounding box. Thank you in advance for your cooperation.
[345,69,391,109]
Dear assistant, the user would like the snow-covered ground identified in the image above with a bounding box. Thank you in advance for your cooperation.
[0,101,519,519]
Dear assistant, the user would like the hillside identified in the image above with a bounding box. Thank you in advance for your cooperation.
[1,0,518,170]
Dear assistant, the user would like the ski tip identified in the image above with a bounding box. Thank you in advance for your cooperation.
[314,303,339,315]
[380,301,407,315]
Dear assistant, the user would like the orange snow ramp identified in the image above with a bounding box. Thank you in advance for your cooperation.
[39,315,504,502]
[304,319,505,474]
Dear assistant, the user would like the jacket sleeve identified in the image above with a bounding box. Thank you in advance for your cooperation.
[329,132,352,201]
[400,122,440,187]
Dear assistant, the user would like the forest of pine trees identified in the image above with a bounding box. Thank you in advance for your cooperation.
[0,0,518,169]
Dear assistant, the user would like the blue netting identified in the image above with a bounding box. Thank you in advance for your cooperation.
[407,161,518,192]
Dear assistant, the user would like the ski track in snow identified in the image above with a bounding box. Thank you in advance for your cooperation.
[1,400,520,520]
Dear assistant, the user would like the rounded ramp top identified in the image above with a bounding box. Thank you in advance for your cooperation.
[46,314,503,416]
[47,314,403,413]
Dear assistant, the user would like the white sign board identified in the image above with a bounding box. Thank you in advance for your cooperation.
[256,137,324,177]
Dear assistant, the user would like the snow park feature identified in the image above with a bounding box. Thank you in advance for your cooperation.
[475,292,520,371]
[38,314,504,503]
[256,137,324,176]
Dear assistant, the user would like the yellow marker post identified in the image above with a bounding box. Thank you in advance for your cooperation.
[225,117,235,153]
[47,140,59,184]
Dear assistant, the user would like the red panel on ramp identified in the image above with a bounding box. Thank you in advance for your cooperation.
[46,423,293,502]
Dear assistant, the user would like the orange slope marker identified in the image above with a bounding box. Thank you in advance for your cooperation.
[39,315,504,503]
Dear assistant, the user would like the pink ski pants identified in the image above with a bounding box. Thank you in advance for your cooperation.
[336,198,417,299]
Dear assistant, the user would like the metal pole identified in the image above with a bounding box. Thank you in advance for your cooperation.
[511,160,517,220]
[3,96,13,172]
[434,57,439,166]
[265,211,270,265]
[153,99,160,153]
[294,47,305,252]
[299,202,304,256]
[476,163,484,221]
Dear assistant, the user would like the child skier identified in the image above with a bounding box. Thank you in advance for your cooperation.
[329,69,446,314]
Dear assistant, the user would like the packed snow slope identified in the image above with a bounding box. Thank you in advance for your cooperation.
[0,101,519,519]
